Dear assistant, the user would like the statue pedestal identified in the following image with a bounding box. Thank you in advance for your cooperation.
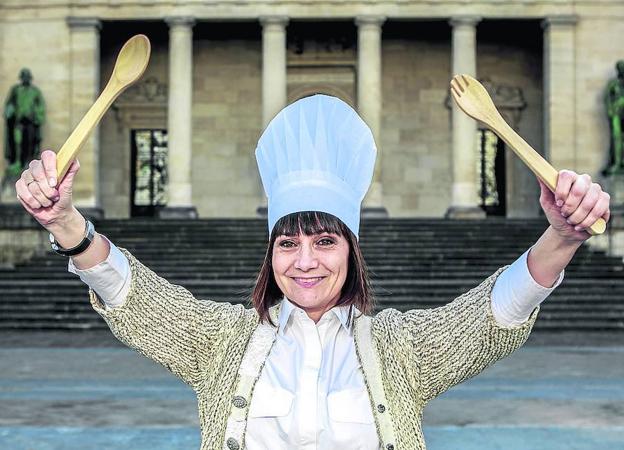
[0,172,19,204]
[596,174,624,258]
[604,173,624,205]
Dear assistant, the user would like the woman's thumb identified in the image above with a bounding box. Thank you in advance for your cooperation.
[537,177,555,205]
[57,158,80,193]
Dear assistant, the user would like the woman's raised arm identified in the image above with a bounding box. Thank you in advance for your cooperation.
[527,171,610,287]
[16,150,248,390]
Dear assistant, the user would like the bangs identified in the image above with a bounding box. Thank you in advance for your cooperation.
[271,211,346,239]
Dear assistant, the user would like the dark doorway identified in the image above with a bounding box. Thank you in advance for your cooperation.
[130,129,168,217]
[477,129,506,216]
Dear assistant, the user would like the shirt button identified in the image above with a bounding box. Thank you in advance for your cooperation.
[226,438,240,450]
[386,444,394,450]
[377,404,386,413]
[232,396,247,409]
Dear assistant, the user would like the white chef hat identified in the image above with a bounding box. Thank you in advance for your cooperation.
[255,94,377,239]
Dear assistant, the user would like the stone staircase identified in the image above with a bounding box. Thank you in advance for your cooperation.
[1,217,623,331]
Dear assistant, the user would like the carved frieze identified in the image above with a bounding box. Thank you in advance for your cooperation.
[445,77,527,128]
[112,76,167,130]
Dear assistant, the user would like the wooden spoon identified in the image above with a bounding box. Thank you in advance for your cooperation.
[450,74,606,236]
[56,34,151,181]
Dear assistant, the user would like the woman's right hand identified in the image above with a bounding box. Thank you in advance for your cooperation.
[15,149,81,231]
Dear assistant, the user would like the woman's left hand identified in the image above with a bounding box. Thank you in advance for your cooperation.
[538,170,611,243]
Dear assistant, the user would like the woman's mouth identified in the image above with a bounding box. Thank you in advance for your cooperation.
[292,277,325,288]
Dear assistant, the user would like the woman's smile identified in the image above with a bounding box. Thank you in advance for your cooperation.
[291,276,326,288]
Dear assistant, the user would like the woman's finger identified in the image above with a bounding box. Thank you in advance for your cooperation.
[565,182,601,226]
[17,194,38,216]
[27,159,58,205]
[574,191,610,231]
[15,177,43,210]
[56,158,80,196]
[41,150,58,188]
[555,170,576,206]
[28,182,54,207]
[561,173,591,217]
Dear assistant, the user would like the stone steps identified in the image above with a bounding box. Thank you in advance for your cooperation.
[1,217,622,332]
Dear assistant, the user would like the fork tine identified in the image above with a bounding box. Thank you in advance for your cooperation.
[461,74,469,86]
[450,83,461,98]
[451,77,464,94]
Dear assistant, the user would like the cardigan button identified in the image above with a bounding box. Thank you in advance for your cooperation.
[232,396,247,409]
[377,403,386,413]
[386,444,394,450]
[226,438,240,450]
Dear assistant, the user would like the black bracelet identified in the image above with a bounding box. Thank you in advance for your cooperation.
[49,219,96,257]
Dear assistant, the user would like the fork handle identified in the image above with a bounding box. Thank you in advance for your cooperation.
[488,118,606,236]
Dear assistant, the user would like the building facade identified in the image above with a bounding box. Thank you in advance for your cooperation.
[1,0,622,220]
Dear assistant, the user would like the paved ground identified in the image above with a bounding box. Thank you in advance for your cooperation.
[0,332,623,449]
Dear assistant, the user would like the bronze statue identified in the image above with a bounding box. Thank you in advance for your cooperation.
[604,60,624,175]
[4,68,45,177]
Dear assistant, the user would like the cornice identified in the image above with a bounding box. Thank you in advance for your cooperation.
[165,16,196,27]
[66,16,101,29]
[541,14,579,28]
[1,1,622,22]
[259,15,289,26]
[449,15,482,27]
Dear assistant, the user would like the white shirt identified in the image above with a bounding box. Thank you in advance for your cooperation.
[246,298,377,450]
[68,235,564,449]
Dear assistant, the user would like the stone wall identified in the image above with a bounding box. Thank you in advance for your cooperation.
[574,14,624,180]
[97,23,263,218]
[98,22,169,218]
[1,0,622,227]
[0,18,71,179]
[380,22,452,217]
[478,20,544,218]
[191,32,263,217]
[379,20,543,218]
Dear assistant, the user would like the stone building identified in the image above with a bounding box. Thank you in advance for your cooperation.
[0,0,622,222]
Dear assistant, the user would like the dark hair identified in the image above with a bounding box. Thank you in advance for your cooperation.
[251,211,373,326]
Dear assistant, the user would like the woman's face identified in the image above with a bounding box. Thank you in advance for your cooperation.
[272,231,349,322]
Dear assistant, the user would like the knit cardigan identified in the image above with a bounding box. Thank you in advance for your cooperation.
[89,247,539,450]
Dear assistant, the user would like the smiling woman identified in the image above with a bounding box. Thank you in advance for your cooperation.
[19,93,610,450]
[251,210,373,325]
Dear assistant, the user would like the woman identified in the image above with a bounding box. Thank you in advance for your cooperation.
[16,95,610,449]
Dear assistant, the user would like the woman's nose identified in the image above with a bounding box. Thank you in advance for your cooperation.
[294,245,319,271]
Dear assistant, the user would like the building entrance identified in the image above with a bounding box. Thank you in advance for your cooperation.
[477,129,506,216]
[130,129,168,217]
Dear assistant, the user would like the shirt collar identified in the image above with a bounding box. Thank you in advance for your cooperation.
[277,297,355,335]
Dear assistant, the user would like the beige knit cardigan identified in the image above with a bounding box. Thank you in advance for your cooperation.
[89,247,539,450]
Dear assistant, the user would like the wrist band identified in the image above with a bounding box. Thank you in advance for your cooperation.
[49,219,95,257]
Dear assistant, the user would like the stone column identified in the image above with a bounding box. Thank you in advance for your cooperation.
[257,16,288,216]
[161,16,197,218]
[67,17,103,217]
[356,15,386,215]
[446,15,485,219]
[542,15,577,171]
[260,16,288,129]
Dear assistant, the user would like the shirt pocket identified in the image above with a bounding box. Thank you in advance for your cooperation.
[248,382,294,418]
[327,387,375,424]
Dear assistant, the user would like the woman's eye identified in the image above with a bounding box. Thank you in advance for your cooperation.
[279,240,295,248]
[318,238,335,246]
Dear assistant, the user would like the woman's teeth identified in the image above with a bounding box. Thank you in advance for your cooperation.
[293,277,324,287]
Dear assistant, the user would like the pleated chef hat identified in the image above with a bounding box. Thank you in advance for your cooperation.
[255,94,377,239]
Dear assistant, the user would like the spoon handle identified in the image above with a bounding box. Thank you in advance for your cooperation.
[56,80,120,181]
[488,114,559,190]
[486,115,606,236]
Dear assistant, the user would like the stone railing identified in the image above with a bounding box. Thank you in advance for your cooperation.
[0,204,49,268]
[0,204,103,268]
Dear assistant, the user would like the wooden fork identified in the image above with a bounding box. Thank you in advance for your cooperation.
[450,74,606,236]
